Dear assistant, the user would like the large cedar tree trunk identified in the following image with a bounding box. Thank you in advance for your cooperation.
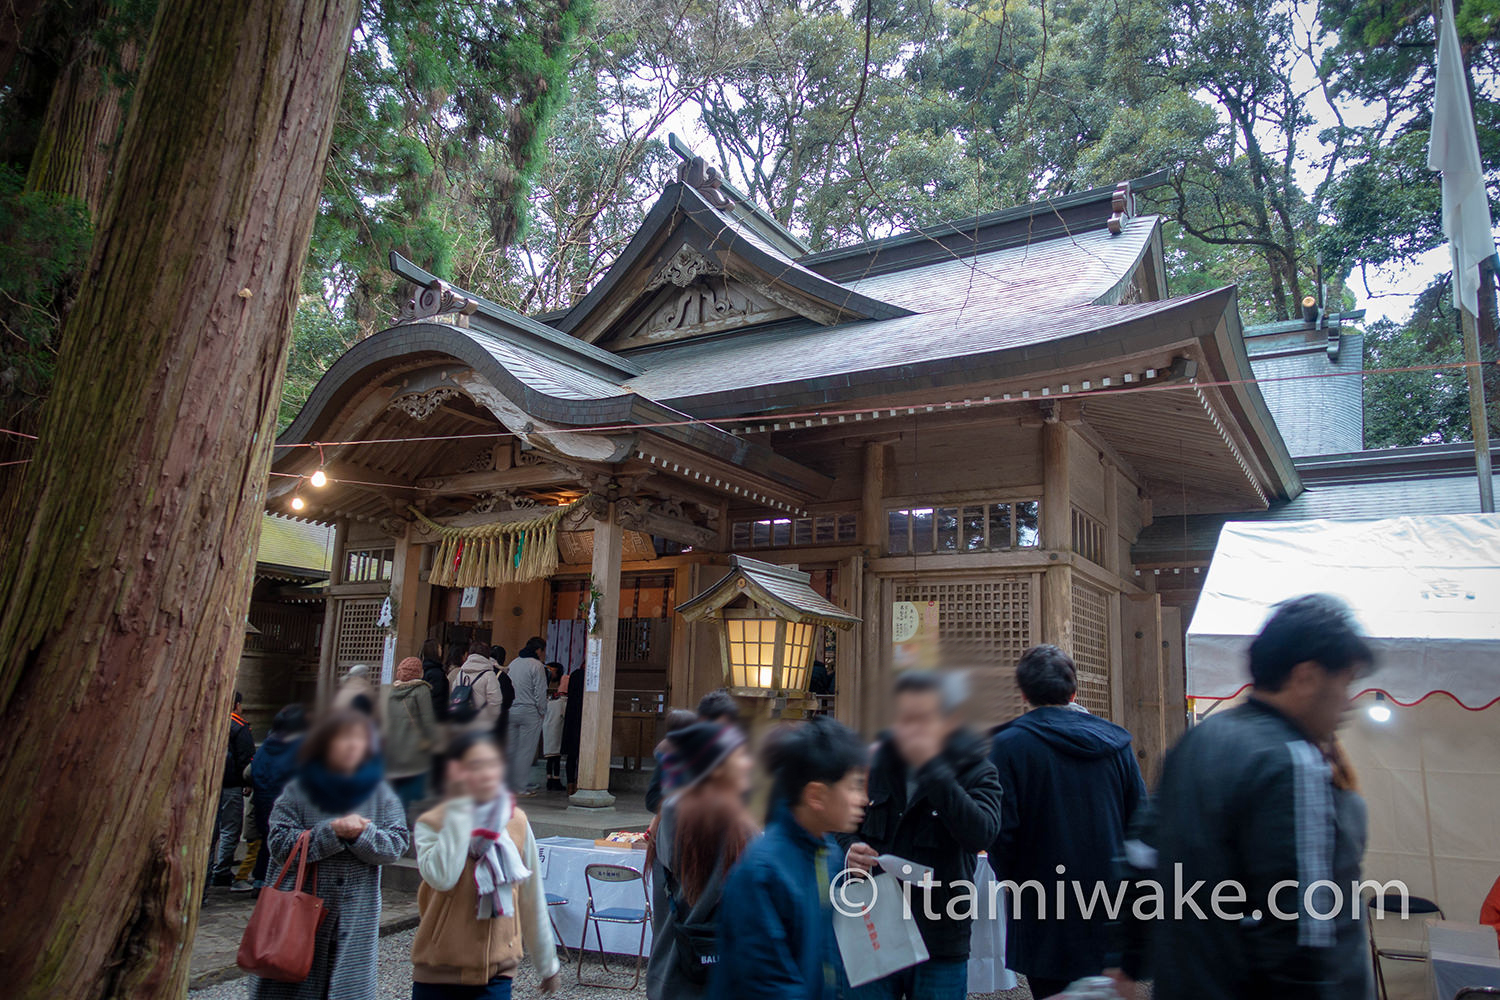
[0,0,359,995]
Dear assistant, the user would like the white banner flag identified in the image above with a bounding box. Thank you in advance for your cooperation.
[1427,0,1496,317]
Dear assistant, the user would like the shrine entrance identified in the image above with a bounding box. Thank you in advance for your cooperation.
[546,572,675,771]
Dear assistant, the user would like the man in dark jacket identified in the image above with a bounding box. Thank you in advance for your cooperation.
[1112,594,1374,1000]
[210,691,256,886]
[714,716,868,1000]
[248,703,308,888]
[841,671,1003,1000]
[988,645,1145,998]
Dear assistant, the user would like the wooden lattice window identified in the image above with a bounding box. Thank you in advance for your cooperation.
[334,598,385,679]
[344,547,394,583]
[1071,578,1112,718]
[888,500,1039,555]
[1071,507,1106,566]
[893,575,1035,726]
[732,513,857,549]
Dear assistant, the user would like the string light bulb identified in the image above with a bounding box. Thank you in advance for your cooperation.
[310,469,327,488]
[290,494,305,511]
[1367,692,1391,724]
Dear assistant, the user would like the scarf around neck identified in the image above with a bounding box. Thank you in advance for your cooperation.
[300,755,385,815]
[468,790,531,919]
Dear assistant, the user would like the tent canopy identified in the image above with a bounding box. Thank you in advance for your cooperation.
[1187,514,1500,708]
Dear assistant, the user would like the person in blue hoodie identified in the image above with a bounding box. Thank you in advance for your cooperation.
[988,645,1146,998]
[712,715,868,1000]
[248,704,310,891]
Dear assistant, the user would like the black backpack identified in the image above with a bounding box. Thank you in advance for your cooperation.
[663,866,720,984]
[448,671,480,723]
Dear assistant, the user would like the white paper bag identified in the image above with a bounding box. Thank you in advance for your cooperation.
[832,871,930,987]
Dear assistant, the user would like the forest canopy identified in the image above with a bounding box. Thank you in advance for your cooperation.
[2,0,1497,446]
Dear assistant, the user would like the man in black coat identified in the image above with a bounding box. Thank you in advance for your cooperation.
[840,671,1003,1000]
[210,691,256,886]
[988,645,1145,998]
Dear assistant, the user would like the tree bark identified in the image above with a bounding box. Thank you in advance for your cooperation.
[0,0,359,996]
[24,1,142,217]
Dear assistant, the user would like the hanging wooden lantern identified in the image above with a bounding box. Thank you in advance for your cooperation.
[676,555,860,698]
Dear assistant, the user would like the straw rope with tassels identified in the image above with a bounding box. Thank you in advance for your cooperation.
[407,495,592,586]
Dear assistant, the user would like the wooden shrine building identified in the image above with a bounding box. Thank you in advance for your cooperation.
[269,160,1302,802]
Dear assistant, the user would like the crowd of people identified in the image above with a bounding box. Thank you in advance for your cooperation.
[215,594,1413,1000]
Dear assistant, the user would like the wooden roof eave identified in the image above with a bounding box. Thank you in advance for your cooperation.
[1197,297,1303,503]
[676,566,861,629]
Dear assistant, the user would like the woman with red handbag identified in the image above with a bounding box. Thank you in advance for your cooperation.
[249,709,410,1000]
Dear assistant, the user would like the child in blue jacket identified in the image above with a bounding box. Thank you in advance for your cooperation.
[712,716,869,1000]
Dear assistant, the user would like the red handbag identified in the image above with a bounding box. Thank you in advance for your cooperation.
[236,830,328,981]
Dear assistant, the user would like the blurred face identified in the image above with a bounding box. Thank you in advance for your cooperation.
[805,768,868,835]
[711,745,753,797]
[892,689,955,766]
[459,741,506,803]
[1304,663,1362,741]
[326,723,369,774]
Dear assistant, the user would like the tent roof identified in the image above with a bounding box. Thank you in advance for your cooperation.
[1186,514,1500,708]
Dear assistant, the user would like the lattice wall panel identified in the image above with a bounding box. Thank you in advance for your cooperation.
[894,576,1033,726]
[1071,578,1112,718]
[334,598,385,680]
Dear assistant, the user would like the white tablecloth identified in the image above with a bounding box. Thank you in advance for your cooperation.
[537,837,654,957]
[535,837,1014,993]
[1428,920,1500,1000]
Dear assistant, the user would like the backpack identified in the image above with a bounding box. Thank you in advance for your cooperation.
[663,865,720,984]
[448,671,481,723]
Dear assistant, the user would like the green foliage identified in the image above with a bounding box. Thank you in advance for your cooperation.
[1362,281,1481,447]
[0,165,91,430]
[279,297,359,432]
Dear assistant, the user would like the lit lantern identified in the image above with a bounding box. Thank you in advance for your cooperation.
[677,555,860,699]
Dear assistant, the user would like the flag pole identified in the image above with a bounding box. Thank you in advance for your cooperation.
[1431,0,1496,511]
[1459,301,1495,511]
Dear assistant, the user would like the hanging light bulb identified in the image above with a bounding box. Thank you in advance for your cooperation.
[1367,692,1391,723]
[310,468,328,488]
[291,495,305,512]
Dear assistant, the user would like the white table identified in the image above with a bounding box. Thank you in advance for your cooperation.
[1428,920,1500,1000]
[535,837,1014,993]
[537,837,653,957]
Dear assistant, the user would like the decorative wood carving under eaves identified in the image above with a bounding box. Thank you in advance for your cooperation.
[644,245,722,292]
[390,386,463,421]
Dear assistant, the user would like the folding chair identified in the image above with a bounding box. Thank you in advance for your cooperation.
[576,862,651,990]
[1365,889,1443,1000]
[545,891,570,963]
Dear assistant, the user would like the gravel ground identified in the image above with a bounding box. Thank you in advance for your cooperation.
[188,926,1039,999]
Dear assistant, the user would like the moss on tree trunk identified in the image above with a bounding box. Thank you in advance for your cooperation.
[0,0,359,995]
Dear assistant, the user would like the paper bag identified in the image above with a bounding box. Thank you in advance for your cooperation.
[832,871,930,987]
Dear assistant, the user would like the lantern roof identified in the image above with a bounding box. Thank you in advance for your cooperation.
[675,555,862,629]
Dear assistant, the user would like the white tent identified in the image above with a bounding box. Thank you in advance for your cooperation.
[1187,514,1500,929]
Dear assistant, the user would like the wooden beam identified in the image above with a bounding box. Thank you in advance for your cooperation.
[416,463,585,493]
[1041,418,1073,652]
[572,503,624,807]
[1160,604,1186,748]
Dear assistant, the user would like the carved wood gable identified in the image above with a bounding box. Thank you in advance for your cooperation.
[606,245,795,349]
[591,244,798,350]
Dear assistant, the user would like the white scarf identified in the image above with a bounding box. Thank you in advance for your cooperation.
[468,790,532,919]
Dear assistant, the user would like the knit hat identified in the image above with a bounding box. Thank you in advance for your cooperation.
[658,721,746,800]
[395,656,423,682]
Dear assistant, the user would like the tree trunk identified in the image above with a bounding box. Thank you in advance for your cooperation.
[24,1,142,217]
[0,0,359,996]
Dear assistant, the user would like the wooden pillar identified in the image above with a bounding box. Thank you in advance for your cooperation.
[1160,605,1186,749]
[860,440,886,547]
[1041,419,1073,653]
[391,523,430,660]
[1122,593,1166,781]
[1103,461,1121,576]
[835,554,863,730]
[571,503,622,808]
[315,517,348,709]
